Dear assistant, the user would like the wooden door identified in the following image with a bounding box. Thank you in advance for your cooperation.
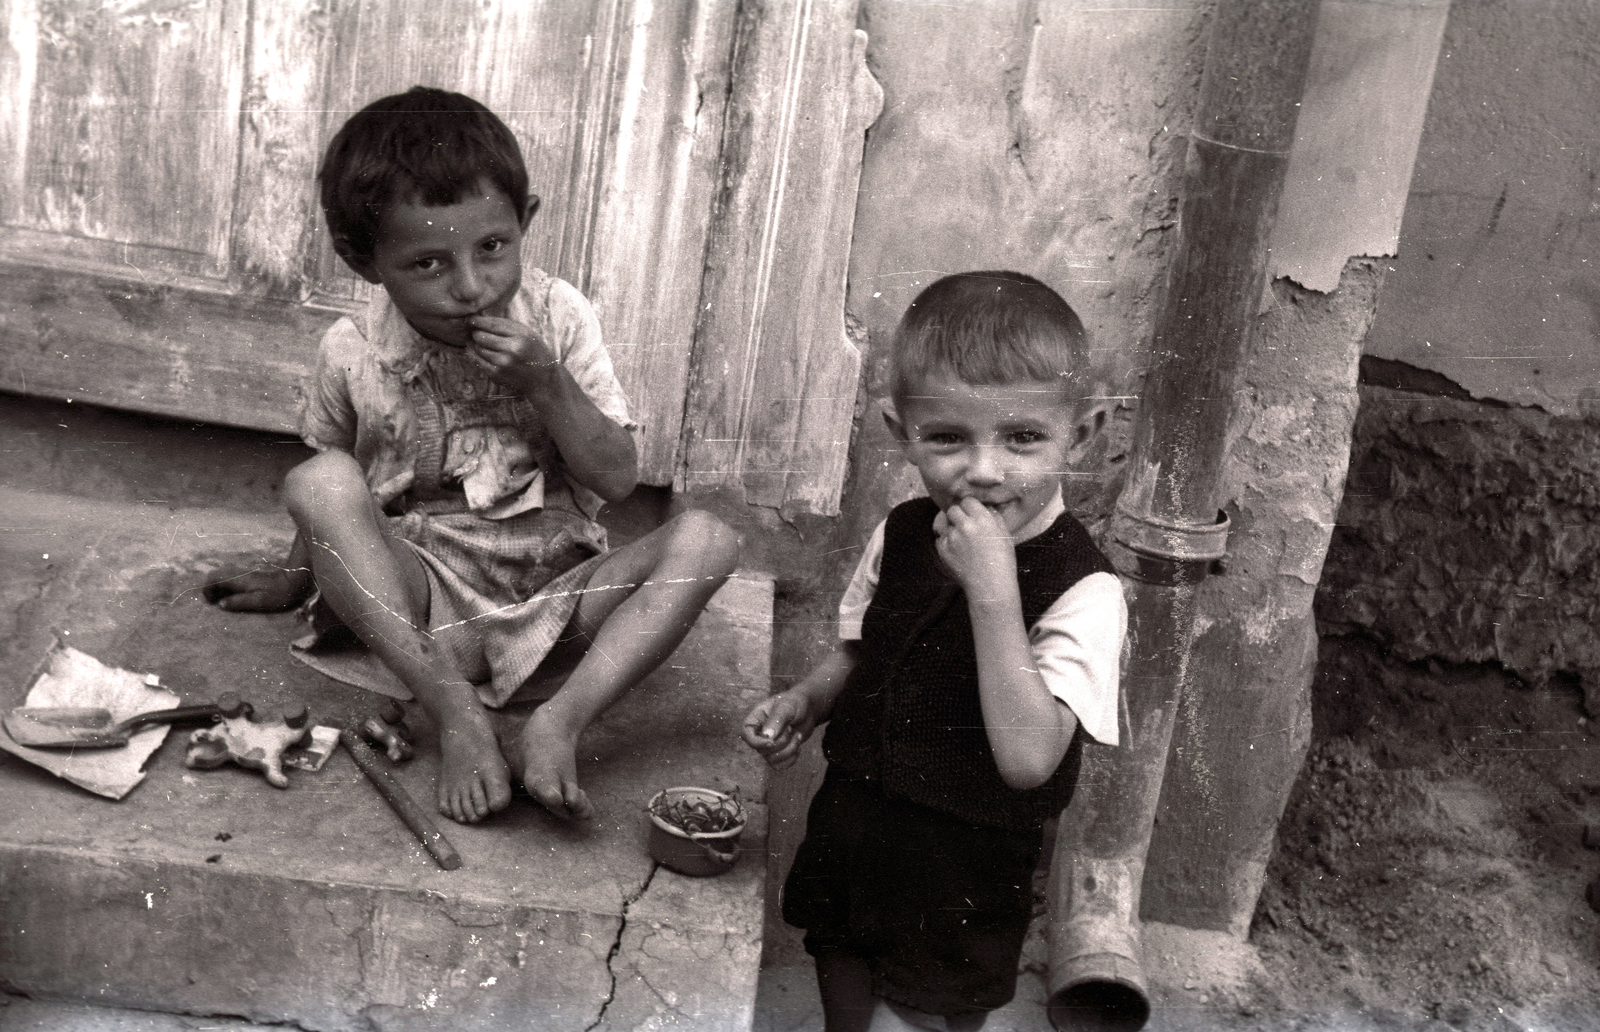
[0,0,877,514]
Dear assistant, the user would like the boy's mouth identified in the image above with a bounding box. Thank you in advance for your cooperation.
[420,307,498,345]
[409,318,471,348]
[950,496,1014,520]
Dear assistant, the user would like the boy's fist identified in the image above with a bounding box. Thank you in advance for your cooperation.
[202,568,309,612]
[466,314,559,386]
[741,691,816,770]
[933,498,1016,590]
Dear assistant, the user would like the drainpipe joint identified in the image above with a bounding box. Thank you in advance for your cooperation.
[1108,506,1231,586]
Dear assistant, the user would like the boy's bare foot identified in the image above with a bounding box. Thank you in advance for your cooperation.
[513,705,594,820]
[202,568,308,612]
[435,704,513,823]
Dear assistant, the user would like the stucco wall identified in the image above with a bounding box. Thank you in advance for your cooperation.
[845,0,1203,401]
[1361,0,1600,415]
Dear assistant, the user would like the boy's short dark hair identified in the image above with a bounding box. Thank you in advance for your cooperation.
[891,271,1088,404]
[318,86,531,261]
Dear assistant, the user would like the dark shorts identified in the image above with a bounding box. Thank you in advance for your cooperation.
[781,772,1043,1018]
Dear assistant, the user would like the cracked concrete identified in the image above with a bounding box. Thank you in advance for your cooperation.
[587,864,658,1032]
[0,487,772,1031]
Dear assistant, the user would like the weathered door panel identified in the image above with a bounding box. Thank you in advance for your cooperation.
[231,1,337,301]
[680,0,881,516]
[578,2,737,481]
[1,0,337,430]
[1,260,335,428]
[11,0,246,278]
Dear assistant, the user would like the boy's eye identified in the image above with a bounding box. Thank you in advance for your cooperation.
[482,237,506,254]
[921,432,964,447]
[413,256,442,272]
[1008,429,1049,447]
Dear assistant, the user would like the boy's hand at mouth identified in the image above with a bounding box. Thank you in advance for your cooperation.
[466,314,560,388]
[933,498,1017,594]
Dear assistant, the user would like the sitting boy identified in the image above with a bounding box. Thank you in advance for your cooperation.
[743,271,1126,1031]
[207,86,739,825]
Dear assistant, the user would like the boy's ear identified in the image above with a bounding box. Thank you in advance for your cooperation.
[521,194,541,229]
[1067,401,1111,465]
[332,235,384,285]
[881,398,910,445]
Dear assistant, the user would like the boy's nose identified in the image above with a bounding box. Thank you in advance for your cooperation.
[966,446,1006,486]
[450,264,484,304]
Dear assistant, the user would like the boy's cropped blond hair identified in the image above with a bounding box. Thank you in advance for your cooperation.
[891,271,1088,405]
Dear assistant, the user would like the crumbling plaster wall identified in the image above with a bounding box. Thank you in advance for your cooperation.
[1317,0,1600,709]
[1361,0,1600,416]
[1142,260,1381,934]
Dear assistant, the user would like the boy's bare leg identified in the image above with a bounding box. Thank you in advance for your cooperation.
[815,952,876,1032]
[284,451,511,823]
[867,1000,985,1031]
[818,957,983,1032]
[513,509,738,819]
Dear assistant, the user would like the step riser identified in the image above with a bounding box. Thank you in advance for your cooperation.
[4,846,631,1030]
[5,836,763,1031]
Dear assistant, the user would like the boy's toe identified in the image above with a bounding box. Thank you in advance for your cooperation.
[564,786,595,821]
[527,778,565,815]
[486,775,513,815]
[440,785,477,825]
[527,777,589,820]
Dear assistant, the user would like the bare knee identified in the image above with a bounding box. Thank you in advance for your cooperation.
[283,451,369,527]
[662,509,741,581]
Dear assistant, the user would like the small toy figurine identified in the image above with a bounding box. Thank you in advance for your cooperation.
[359,701,413,763]
[186,702,311,789]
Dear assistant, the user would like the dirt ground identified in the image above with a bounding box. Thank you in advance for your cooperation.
[1211,633,1600,1031]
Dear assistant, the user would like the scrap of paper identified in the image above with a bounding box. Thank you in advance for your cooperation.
[0,640,180,799]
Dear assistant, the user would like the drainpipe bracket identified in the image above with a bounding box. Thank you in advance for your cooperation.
[1108,507,1230,587]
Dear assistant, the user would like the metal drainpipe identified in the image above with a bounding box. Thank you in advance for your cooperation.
[1046,2,1320,1029]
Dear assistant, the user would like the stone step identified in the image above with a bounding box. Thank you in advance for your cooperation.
[0,488,773,1031]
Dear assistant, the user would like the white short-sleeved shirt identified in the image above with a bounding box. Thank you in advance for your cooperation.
[838,492,1127,746]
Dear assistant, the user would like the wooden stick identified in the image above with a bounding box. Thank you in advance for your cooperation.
[340,729,462,871]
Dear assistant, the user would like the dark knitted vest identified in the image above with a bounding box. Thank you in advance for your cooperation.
[823,497,1114,831]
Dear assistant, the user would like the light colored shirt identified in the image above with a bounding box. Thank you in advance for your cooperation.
[299,268,636,522]
[838,491,1127,746]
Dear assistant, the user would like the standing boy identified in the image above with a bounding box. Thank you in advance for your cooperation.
[743,272,1126,1031]
[207,87,739,825]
